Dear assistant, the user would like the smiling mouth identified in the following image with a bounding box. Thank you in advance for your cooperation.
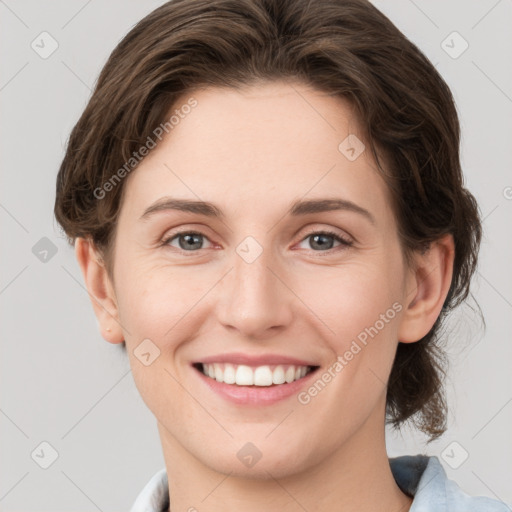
[193,362,319,386]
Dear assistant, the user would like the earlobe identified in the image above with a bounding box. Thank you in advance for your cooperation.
[74,237,124,344]
[398,234,455,343]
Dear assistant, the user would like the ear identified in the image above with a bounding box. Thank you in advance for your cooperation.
[75,237,124,344]
[398,234,455,343]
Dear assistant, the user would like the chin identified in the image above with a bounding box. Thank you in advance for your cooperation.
[194,435,322,481]
[207,453,308,481]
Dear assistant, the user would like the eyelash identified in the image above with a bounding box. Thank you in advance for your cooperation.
[160,228,354,255]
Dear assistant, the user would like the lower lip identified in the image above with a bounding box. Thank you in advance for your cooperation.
[193,366,319,405]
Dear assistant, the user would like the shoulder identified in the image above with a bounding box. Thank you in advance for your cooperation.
[389,454,511,511]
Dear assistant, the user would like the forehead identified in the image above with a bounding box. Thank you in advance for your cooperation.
[120,81,394,224]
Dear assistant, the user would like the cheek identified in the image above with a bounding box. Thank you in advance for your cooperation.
[115,267,200,419]
[114,250,195,337]
[303,257,404,396]
[295,274,403,439]
[307,259,402,341]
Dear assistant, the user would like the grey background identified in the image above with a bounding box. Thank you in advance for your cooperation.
[1,0,511,510]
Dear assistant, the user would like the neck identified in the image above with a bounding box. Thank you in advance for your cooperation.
[157,401,413,512]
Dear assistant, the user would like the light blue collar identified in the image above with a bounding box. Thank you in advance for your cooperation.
[131,454,511,512]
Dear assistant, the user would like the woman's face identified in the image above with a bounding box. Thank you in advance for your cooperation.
[109,81,416,477]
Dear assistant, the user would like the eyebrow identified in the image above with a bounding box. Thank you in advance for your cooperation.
[139,197,375,225]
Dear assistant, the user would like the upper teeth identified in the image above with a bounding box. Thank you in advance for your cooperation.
[201,363,311,386]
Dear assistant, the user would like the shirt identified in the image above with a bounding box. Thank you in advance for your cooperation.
[130,454,512,512]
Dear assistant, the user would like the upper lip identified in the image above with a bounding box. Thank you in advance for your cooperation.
[195,353,318,367]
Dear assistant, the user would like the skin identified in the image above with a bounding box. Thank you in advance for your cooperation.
[76,81,454,512]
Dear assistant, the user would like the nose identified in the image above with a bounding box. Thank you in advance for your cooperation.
[215,240,293,340]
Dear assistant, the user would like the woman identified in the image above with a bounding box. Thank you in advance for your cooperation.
[54,0,510,510]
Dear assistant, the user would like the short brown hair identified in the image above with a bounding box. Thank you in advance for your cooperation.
[54,0,482,441]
